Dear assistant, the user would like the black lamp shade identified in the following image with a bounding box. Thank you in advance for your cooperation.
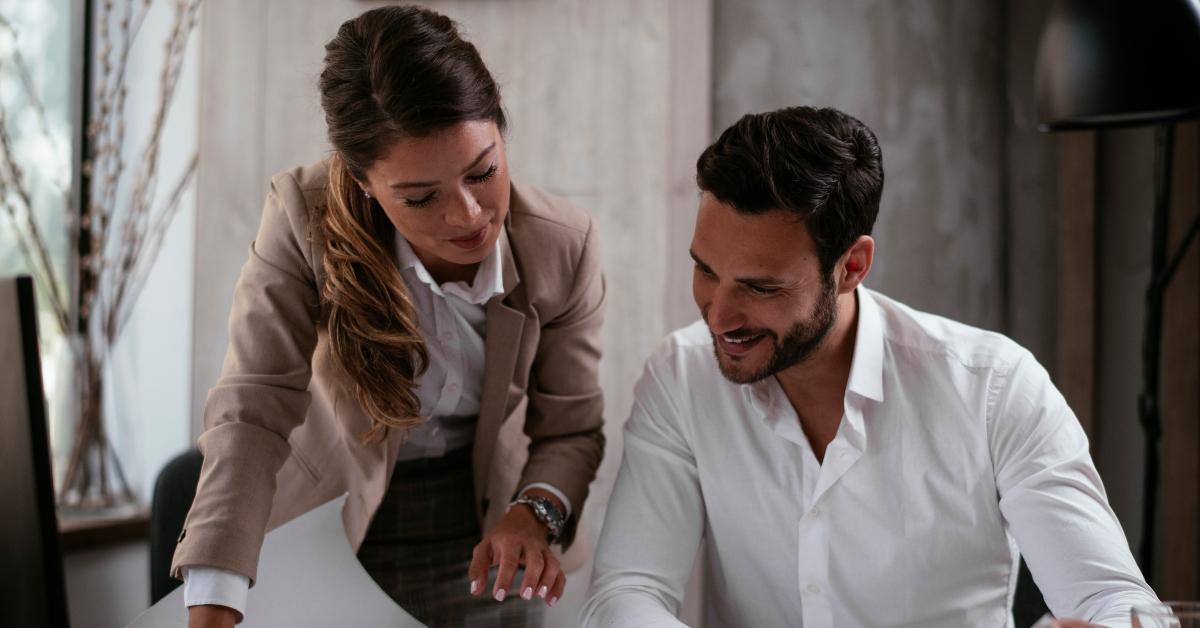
[1035,0,1200,131]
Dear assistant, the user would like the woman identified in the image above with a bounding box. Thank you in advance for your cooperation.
[171,6,606,627]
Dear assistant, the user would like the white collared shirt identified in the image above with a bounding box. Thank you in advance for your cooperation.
[581,287,1156,628]
[391,229,501,459]
[184,232,569,619]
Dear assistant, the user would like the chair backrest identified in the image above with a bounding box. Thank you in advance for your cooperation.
[149,447,204,603]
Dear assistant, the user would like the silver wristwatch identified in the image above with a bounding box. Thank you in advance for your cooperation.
[510,495,566,542]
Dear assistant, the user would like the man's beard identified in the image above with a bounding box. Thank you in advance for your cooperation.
[711,278,839,384]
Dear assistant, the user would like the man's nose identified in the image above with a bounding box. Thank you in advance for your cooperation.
[705,287,745,335]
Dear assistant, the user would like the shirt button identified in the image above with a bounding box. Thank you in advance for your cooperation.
[810,506,822,517]
[806,583,821,594]
[447,383,459,393]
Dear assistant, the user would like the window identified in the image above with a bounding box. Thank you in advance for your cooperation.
[0,0,76,479]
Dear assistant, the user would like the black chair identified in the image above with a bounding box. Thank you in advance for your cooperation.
[1013,557,1051,627]
[149,448,204,603]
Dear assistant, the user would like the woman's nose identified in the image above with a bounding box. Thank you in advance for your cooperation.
[446,190,483,227]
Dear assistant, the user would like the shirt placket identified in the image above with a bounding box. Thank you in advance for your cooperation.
[796,435,834,627]
[431,297,464,451]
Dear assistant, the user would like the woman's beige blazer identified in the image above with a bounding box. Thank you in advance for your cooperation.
[171,160,605,584]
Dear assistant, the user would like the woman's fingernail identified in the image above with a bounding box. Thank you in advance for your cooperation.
[548,595,559,607]
[522,587,533,600]
[470,579,480,595]
[494,589,506,602]
[537,585,549,599]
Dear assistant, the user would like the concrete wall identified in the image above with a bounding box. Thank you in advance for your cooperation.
[713,0,1009,332]
[1004,0,1057,367]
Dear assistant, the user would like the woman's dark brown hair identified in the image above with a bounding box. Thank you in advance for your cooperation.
[317,5,506,443]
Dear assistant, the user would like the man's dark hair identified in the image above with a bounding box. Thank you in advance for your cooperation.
[696,106,884,276]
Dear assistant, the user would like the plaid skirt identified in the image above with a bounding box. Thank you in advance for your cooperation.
[356,446,543,627]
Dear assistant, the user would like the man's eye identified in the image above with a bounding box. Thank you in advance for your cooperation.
[747,285,779,296]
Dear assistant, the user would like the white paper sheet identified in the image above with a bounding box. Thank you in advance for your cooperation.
[128,495,426,627]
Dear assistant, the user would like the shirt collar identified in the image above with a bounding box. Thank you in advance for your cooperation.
[743,285,885,435]
[393,230,504,305]
[847,285,885,403]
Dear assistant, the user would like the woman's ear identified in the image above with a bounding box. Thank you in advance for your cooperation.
[354,178,373,199]
[838,235,875,294]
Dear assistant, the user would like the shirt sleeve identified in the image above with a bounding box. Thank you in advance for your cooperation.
[182,565,250,623]
[989,347,1158,627]
[578,356,699,628]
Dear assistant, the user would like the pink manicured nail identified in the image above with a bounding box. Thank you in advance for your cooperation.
[522,587,533,600]
[470,579,480,595]
[494,589,506,602]
[537,585,549,599]
[548,595,558,607]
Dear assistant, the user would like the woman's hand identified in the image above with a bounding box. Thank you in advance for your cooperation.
[187,604,237,628]
[467,490,566,607]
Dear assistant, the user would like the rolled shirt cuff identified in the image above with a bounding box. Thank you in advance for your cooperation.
[183,565,249,623]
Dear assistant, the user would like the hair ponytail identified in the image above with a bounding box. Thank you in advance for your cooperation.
[317,5,505,442]
[322,153,428,443]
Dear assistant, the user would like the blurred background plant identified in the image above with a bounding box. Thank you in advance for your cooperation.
[0,0,201,510]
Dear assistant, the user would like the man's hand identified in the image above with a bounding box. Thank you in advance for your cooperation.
[467,490,566,607]
[187,604,237,628]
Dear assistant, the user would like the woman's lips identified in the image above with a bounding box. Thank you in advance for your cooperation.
[449,226,489,250]
[716,333,767,357]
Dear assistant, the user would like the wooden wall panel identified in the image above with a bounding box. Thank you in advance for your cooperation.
[1055,131,1099,444]
[1160,120,1200,600]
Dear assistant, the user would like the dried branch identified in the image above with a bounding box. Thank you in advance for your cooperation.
[104,0,201,345]
[0,98,71,335]
[113,153,196,341]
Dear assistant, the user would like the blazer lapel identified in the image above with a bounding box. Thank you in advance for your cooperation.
[473,226,525,498]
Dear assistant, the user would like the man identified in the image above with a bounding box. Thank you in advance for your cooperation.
[580,107,1156,627]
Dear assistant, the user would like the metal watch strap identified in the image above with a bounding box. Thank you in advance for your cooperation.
[510,496,565,542]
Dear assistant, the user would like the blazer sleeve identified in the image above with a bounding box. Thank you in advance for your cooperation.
[518,216,607,548]
[170,171,320,585]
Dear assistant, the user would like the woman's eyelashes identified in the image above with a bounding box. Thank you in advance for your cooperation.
[404,192,437,208]
[400,163,499,208]
[466,162,498,184]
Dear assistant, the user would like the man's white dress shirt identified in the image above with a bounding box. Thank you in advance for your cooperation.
[580,287,1156,628]
[184,232,569,618]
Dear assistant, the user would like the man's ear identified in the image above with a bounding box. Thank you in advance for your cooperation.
[837,236,874,294]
